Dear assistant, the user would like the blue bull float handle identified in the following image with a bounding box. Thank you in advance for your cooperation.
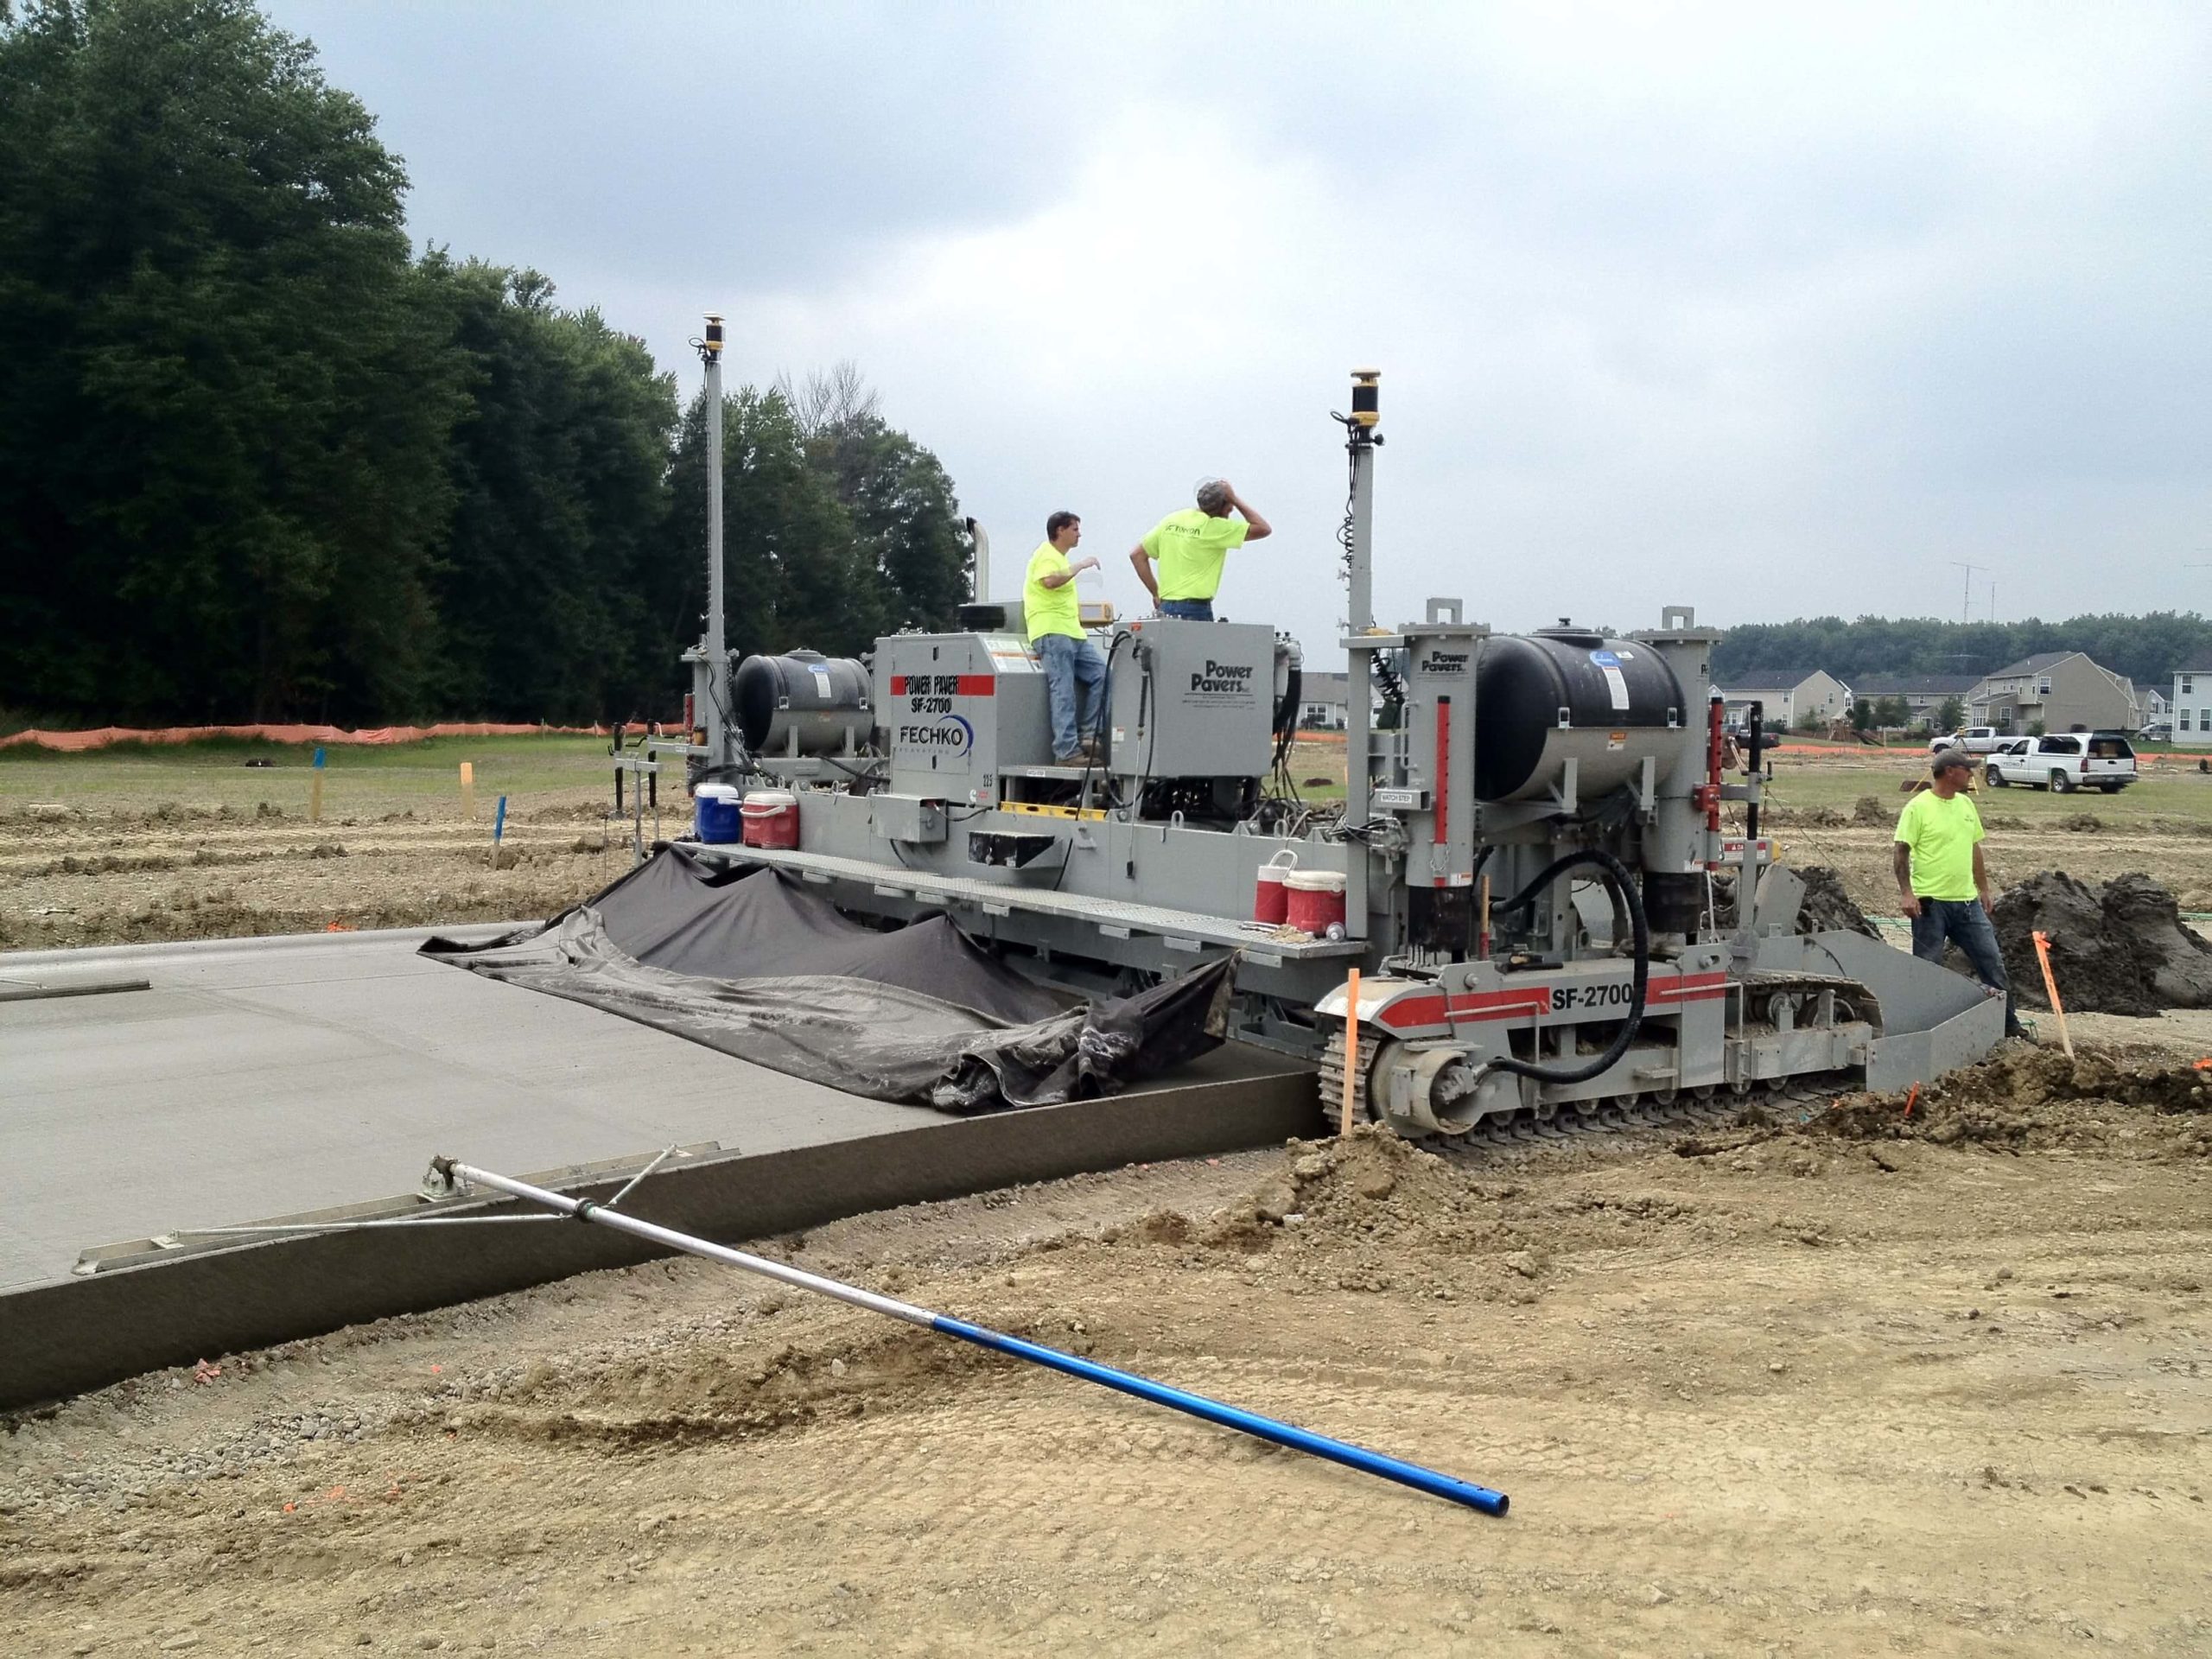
[438,1159,1508,1517]
[933,1317,1509,1516]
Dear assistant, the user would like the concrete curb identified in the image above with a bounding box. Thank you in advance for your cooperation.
[0,1054,1319,1411]
[0,922,534,973]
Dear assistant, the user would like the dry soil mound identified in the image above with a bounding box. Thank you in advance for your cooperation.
[1796,864,1881,938]
[2101,873,2212,1006]
[1811,1045,2212,1159]
[1992,870,2212,1015]
[1711,864,1878,938]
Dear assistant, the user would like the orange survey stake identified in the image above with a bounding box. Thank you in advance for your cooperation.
[2031,930,2072,1058]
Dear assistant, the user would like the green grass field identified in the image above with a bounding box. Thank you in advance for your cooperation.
[0,734,620,818]
[9,731,2208,832]
[1760,753,2212,830]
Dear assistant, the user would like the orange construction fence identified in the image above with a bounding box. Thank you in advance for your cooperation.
[0,722,607,753]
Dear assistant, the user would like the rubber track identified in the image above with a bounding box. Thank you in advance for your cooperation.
[1316,1028,1380,1130]
[1317,1025,1849,1150]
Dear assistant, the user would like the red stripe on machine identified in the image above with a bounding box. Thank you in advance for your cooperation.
[1447,987,1554,1020]
[1370,971,1727,1035]
[891,674,994,696]
[1371,988,1548,1033]
[1433,696,1451,851]
[1374,995,1448,1032]
[1646,972,1728,1004]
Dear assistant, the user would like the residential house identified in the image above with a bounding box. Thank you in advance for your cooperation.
[1717,669,1853,731]
[2173,658,2212,749]
[1970,652,2140,735]
[1298,671,1351,731]
[1848,673,1980,732]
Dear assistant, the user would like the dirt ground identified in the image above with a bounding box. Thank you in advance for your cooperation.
[0,741,645,950]
[3,1046,2209,1656]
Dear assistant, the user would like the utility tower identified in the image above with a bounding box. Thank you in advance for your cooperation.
[1949,561,1988,625]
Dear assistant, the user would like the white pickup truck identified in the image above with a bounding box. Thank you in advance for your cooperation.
[1930,727,2005,755]
[1984,732,2138,793]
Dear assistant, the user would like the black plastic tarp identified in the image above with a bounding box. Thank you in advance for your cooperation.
[420,848,1232,1110]
[550,844,1068,1024]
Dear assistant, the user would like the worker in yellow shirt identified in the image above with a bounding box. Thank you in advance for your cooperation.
[1024,512,1106,765]
[1128,477,1271,621]
[1893,749,2022,1038]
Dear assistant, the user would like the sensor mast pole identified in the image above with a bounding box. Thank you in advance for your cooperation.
[701,314,732,771]
[1345,385,1377,639]
[1341,370,1382,940]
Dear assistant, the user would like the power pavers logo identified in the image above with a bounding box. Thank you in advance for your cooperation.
[1188,659,1257,697]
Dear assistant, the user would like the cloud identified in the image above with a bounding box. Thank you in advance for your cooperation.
[269,0,2212,650]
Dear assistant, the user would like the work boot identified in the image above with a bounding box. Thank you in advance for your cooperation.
[1079,735,1107,763]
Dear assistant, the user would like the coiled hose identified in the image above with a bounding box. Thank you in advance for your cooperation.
[1487,848,1650,1084]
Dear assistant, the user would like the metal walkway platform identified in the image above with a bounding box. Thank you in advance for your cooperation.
[679,840,1365,964]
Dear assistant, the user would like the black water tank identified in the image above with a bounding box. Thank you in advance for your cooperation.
[734,651,872,755]
[1473,629,1685,802]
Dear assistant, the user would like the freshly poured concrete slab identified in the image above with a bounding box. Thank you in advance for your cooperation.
[0,927,923,1293]
[0,926,1318,1408]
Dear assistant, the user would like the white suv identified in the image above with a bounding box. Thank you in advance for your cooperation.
[1984,733,2137,794]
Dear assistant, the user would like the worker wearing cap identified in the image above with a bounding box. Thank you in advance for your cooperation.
[1025,511,1106,765]
[1128,477,1272,621]
[1894,750,2023,1038]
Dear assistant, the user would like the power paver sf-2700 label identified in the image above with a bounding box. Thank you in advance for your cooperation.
[889,673,993,765]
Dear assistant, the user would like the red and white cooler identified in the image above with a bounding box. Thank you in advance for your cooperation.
[1284,868,1347,936]
[1254,849,1300,924]
[740,789,800,849]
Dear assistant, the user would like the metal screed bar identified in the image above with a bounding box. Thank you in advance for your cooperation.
[436,1160,1509,1517]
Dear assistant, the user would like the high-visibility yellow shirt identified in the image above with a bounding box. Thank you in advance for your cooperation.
[1140,509,1249,601]
[1894,789,1984,900]
[1023,542,1084,640]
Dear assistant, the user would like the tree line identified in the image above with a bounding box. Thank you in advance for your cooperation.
[1713,613,2212,697]
[0,0,969,728]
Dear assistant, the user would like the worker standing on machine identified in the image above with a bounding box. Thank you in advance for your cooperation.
[1128,477,1272,620]
[1025,512,1107,765]
[1894,749,2024,1039]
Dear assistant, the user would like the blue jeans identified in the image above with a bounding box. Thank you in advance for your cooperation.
[1159,599,1214,621]
[1910,898,2022,1036]
[1035,632,1105,759]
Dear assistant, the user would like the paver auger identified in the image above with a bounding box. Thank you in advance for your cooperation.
[659,355,2004,1140]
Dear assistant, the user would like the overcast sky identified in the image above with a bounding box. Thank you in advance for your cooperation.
[269,1,2209,662]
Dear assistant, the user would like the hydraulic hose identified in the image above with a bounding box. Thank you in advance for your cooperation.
[1487,848,1650,1085]
[1096,630,1135,814]
[1271,661,1302,766]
